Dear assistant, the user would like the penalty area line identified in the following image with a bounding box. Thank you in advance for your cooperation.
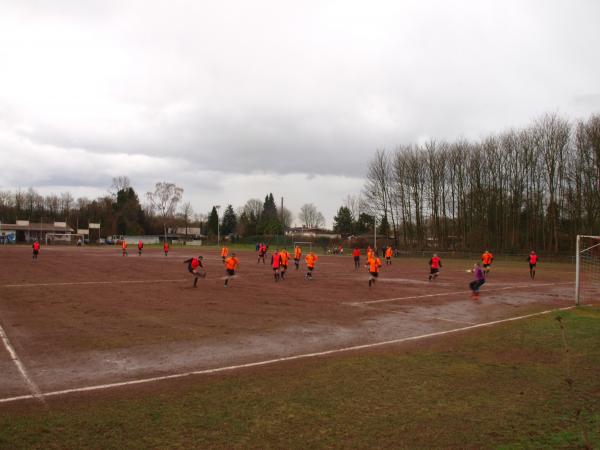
[346,281,574,306]
[0,305,575,405]
[0,322,45,404]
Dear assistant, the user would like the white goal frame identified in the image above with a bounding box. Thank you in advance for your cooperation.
[45,233,86,246]
[293,241,313,253]
[575,235,600,305]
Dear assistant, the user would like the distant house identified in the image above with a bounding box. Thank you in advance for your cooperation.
[285,227,341,240]
[1,220,74,243]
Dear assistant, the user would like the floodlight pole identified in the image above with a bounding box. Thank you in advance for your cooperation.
[374,216,377,251]
[575,235,580,306]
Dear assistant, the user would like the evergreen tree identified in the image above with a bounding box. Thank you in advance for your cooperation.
[258,193,282,234]
[333,206,354,234]
[378,215,390,237]
[207,206,219,236]
[355,213,374,234]
[113,187,145,235]
[262,193,278,218]
[221,204,237,235]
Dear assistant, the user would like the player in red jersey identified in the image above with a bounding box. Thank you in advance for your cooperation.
[428,254,442,281]
[527,251,538,279]
[32,240,40,261]
[183,256,205,288]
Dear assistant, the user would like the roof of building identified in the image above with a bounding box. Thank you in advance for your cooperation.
[1,223,74,232]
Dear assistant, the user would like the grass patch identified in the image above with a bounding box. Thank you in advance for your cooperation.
[1,307,598,448]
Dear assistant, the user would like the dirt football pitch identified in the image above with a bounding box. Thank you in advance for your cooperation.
[0,245,598,447]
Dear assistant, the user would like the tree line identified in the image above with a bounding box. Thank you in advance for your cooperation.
[353,112,600,253]
[0,177,329,241]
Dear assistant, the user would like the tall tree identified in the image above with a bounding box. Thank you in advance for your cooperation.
[207,206,219,236]
[221,204,237,235]
[146,182,183,237]
[333,206,353,234]
[298,203,325,228]
[114,187,145,235]
[258,193,282,234]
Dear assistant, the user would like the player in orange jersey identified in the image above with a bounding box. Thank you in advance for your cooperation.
[527,251,538,279]
[481,250,494,276]
[137,240,144,256]
[221,246,229,262]
[384,246,393,265]
[366,252,382,288]
[224,253,240,287]
[121,240,128,256]
[294,245,302,270]
[279,248,290,280]
[163,242,169,256]
[305,252,318,280]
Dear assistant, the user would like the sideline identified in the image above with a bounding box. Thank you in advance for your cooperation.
[0,305,575,404]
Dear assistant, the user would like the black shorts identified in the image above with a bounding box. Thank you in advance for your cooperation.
[188,266,196,274]
[370,271,378,277]
[259,252,265,257]
[430,268,439,274]
[281,264,288,270]
[529,263,536,270]
[33,249,39,255]
[483,264,491,269]
[307,266,314,272]
[226,269,235,276]
[354,256,360,262]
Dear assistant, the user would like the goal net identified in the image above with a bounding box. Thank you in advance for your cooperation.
[45,233,86,246]
[293,241,313,253]
[575,235,600,305]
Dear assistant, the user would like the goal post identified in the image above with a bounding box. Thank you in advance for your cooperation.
[575,235,600,305]
[293,241,313,253]
[45,233,86,246]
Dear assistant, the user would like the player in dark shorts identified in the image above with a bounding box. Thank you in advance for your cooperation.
[257,243,267,264]
[527,251,538,279]
[279,248,290,280]
[366,253,382,288]
[271,250,281,282]
[137,240,143,256]
[469,263,486,298]
[183,256,205,288]
[32,240,40,261]
[224,253,240,287]
[428,253,442,281]
[352,247,361,270]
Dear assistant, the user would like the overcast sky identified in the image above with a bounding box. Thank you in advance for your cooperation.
[1,0,599,226]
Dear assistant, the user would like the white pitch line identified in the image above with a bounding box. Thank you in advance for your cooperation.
[0,305,575,405]
[0,322,44,404]
[347,282,574,306]
[3,279,187,288]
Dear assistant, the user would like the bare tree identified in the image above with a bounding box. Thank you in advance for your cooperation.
[179,201,194,242]
[146,182,184,238]
[109,176,131,198]
[281,206,294,228]
[298,203,325,228]
[242,198,263,219]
